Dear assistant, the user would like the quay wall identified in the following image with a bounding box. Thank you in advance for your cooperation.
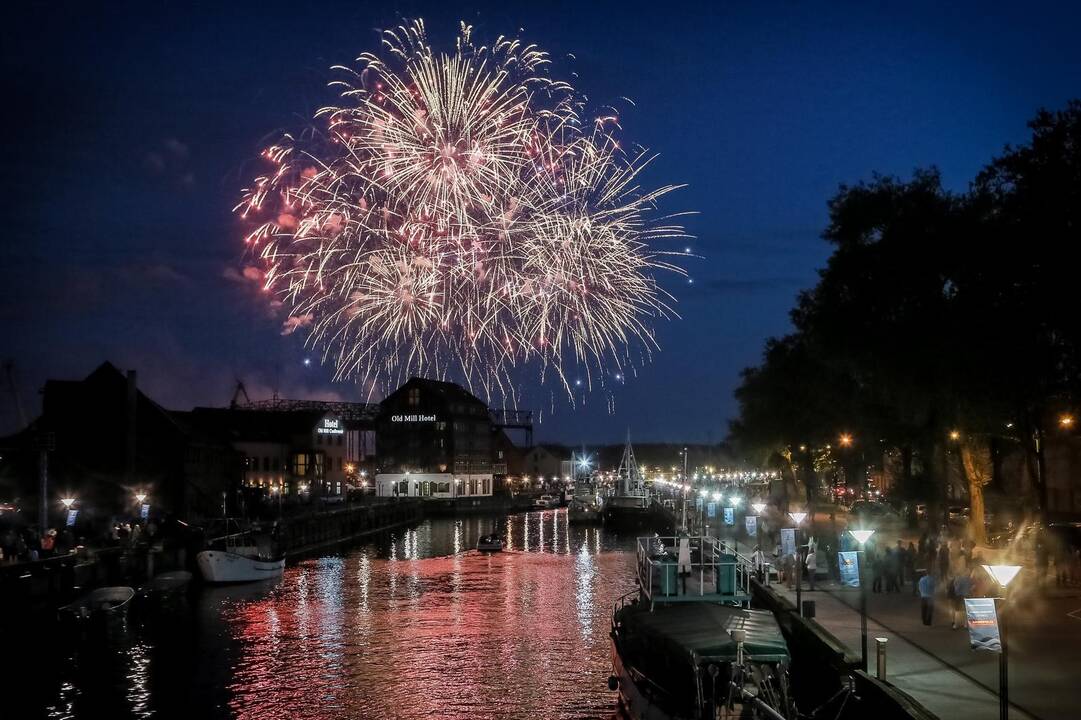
[751,580,939,720]
[278,498,422,558]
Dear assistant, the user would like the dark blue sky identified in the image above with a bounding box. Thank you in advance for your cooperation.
[4,1,1080,443]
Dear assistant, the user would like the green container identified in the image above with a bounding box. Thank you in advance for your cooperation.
[659,559,679,596]
[716,554,737,595]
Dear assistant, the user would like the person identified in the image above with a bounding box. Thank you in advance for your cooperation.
[677,535,691,595]
[751,545,766,582]
[871,547,884,593]
[805,547,818,590]
[918,572,936,626]
[952,571,973,630]
[937,540,950,582]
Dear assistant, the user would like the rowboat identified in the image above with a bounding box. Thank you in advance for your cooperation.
[59,586,135,623]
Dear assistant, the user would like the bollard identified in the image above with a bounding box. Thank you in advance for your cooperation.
[802,600,816,619]
[875,637,888,680]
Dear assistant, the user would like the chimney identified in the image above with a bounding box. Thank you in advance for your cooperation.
[125,370,137,482]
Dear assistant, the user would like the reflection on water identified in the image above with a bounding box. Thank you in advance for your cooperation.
[17,510,639,720]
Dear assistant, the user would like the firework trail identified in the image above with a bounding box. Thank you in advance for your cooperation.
[237,19,688,401]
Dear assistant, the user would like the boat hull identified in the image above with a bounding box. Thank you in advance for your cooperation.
[609,634,691,720]
[197,550,285,583]
[568,506,602,523]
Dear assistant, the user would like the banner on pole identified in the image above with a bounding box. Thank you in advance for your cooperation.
[65,509,78,527]
[838,551,860,587]
[141,504,150,520]
[724,507,735,525]
[707,502,716,518]
[745,516,757,537]
[965,598,1002,653]
[780,528,796,558]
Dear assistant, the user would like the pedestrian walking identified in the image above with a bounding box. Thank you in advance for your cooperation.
[871,547,884,593]
[751,545,766,583]
[918,572,936,626]
[806,548,818,590]
[937,540,950,582]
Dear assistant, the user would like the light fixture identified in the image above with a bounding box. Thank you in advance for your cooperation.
[982,564,1022,589]
[711,492,722,501]
[839,433,853,447]
[849,529,875,545]
[1060,414,1075,429]
[751,502,767,514]
[60,497,76,509]
[135,493,147,504]
[789,511,807,525]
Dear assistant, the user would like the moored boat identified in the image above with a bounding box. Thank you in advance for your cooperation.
[59,586,135,623]
[477,534,504,552]
[604,434,658,527]
[197,524,284,583]
[609,535,794,720]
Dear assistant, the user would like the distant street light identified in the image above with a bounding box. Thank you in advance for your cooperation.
[135,493,147,504]
[982,564,1022,720]
[1059,414,1075,429]
[751,502,767,515]
[850,529,876,670]
[838,433,854,448]
[949,429,961,441]
[60,497,76,510]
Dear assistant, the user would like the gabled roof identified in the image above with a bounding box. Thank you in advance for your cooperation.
[386,376,488,407]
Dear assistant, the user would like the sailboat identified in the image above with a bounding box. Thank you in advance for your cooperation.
[603,434,656,527]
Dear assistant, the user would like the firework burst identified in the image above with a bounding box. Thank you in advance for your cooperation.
[237,19,688,401]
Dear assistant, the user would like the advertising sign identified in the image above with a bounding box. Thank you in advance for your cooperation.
[780,528,796,559]
[745,515,757,537]
[707,502,717,518]
[723,507,735,525]
[965,598,1002,653]
[838,551,860,588]
[65,509,79,527]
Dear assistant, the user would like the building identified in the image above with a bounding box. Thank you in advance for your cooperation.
[374,378,496,499]
[186,403,377,503]
[0,362,237,527]
[523,444,569,485]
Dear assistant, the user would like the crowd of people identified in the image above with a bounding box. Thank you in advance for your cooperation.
[0,519,161,564]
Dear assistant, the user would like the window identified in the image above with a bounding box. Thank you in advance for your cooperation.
[408,387,420,407]
[294,453,308,476]
[315,455,325,478]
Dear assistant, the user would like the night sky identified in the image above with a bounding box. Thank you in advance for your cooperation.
[4,1,1080,443]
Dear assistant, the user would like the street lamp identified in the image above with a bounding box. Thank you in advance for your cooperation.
[838,433,853,448]
[1059,414,1075,429]
[135,493,147,504]
[789,512,808,615]
[751,502,767,515]
[850,529,876,671]
[60,497,76,510]
[982,563,1022,720]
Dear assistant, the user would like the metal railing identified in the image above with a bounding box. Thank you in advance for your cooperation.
[636,535,754,608]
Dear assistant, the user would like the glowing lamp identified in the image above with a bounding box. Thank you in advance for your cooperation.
[751,502,767,514]
[711,492,722,502]
[135,493,147,504]
[60,497,76,509]
[730,496,742,507]
[789,511,807,525]
[982,564,1022,589]
[849,529,875,545]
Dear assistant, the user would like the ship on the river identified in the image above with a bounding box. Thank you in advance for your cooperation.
[602,435,658,527]
[609,535,794,720]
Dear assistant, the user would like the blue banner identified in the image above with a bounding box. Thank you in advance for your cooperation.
[724,507,735,525]
[745,516,757,537]
[965,598,1001,653]
[141,504,150,520]
[838,551,860,588]
[707,502,716,518]
[65,509,79,527]
[780,528,796,559]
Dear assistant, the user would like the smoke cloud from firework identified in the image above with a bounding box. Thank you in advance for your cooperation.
[237,19,688,402]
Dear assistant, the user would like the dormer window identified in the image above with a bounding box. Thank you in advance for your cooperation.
[408,388,420,407]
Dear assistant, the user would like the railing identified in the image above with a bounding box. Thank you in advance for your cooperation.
[636,535,754,608]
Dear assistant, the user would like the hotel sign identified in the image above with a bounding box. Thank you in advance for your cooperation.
[317,418,344,435]
[391,414,437,423]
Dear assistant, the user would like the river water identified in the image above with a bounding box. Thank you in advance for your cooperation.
[14,511,640,720]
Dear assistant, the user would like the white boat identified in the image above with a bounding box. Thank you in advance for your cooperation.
[197,527,284,583]
[533,494,557,509]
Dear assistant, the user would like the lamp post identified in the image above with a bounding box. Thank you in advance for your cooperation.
[983,564,1022,720]
[790,511,808,615]
[850,529,875,671]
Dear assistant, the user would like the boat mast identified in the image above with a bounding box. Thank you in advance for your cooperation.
[617,430,642,495]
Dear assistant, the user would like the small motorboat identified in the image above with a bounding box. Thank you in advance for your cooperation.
[533,494,557,509]
[477,534,504,552]
[59,586,135,623]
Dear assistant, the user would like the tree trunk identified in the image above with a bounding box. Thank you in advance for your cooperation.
[959,439,992,545]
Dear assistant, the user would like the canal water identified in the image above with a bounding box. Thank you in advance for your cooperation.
[13,511,640,720]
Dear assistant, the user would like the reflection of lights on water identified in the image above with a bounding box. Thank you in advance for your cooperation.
[576,544,596,639]
[357,552,371,612]
[126,641,152,719]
